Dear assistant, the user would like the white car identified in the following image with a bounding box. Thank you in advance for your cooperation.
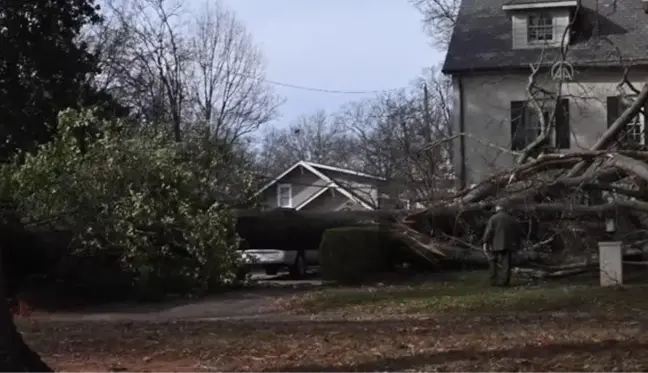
[238,249,318,278]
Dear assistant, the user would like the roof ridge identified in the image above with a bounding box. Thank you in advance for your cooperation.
[303,161,385,180]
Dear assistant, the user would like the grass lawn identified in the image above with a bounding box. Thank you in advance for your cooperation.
[19,271,648,371]
[276,271,648,316]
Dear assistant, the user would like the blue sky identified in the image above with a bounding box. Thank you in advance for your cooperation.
[222,0,445,127]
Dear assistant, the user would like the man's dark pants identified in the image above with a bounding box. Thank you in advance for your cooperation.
[489,250,512,286]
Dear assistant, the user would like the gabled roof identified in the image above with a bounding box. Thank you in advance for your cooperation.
[255,161,377,210]
[294,185,333,210]
[504,0,574,5]
[443,0,648,74]
[305,161,386,181]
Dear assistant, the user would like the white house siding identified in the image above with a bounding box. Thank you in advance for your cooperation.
[452,68,648,186]
[299,190,363,212]
[314,168,384,207]
[261,167,328,208]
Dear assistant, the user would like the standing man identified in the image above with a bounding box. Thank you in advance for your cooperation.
[482,204,521,287]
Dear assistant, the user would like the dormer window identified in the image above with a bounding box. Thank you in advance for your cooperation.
[503,0,578,49]
[527,13,554,43]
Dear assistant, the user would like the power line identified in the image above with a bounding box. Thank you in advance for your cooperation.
[232,70,405,95]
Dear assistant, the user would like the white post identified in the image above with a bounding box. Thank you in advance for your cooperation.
[599,241,623,287]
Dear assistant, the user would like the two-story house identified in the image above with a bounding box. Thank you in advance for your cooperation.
[443,0,648,189]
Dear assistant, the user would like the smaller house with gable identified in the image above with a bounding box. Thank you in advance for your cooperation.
[255,161,406,211]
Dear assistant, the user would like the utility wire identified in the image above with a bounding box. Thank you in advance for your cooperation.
[231,70,406,95]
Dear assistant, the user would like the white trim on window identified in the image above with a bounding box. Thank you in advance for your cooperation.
[626,118,645,145]
[277,183,293,208]
[619,95,646,145]
[527,12,554,43]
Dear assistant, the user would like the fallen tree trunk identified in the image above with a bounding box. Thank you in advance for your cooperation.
[239,147,648,270]
[566,83,648,178]
[513,266,596,279]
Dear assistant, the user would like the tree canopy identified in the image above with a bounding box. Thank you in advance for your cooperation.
[0,0,125,159]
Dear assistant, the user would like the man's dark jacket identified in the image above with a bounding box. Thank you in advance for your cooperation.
[482,210,521,252]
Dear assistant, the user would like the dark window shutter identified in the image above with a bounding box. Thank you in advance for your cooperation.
[555,98,570,149]
[643,98,648,145]
[511,101,525,150]
[540,111,551,147]
[607,96,620,128]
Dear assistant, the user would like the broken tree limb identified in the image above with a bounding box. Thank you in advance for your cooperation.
[581,182,645,199]
[386,222,447,259]
[444,151,648,207]
[513,266,596,279]
[623,261,648,266]
[515,200,648,216]
[241,142,648,271]
[518,61,553,165]
[608,153,648,183]
[527,261,594,271]
[566,83,648,178]
[515,258,648,280]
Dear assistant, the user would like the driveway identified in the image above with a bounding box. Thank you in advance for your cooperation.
[27,270,326,323]
[250,268,324,287]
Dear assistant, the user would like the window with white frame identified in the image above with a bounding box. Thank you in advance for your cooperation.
[527,13,554,43]
[619,96,645,145]
[277,184,292,208]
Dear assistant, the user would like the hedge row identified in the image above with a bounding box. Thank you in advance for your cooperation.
[319,226,414,284]
[236,209,356,252]
[236,210,435,284]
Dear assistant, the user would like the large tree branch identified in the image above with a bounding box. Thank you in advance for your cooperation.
[567,83,648,177]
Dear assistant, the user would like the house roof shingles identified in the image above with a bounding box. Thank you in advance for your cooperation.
[442,0,648,73]
[505,0,572,5]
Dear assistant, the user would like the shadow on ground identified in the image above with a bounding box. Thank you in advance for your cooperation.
[29,270,470,320]
[267,340,648,372]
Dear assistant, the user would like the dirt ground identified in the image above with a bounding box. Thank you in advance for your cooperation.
[21,314,648,372]
[19,272,648,372]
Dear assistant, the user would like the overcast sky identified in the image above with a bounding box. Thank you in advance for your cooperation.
[222,0,445,128]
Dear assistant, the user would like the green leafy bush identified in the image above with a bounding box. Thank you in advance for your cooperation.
[319,226,408,285]
[0,108,255,297]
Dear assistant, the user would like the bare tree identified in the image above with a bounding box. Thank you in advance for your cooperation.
[337,69,454,204]
[94,0,190,140]
[188,1,282,144]
[257,110,358,176]
[82,2,132,96]
[410,0,460,50]
[89,0,281,142]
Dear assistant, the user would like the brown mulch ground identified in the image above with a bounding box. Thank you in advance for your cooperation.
[19,271,648,372]
[20,311,648,371]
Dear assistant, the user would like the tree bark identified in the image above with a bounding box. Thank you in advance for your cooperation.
[566,83,648,178]
[0,248,52,372]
